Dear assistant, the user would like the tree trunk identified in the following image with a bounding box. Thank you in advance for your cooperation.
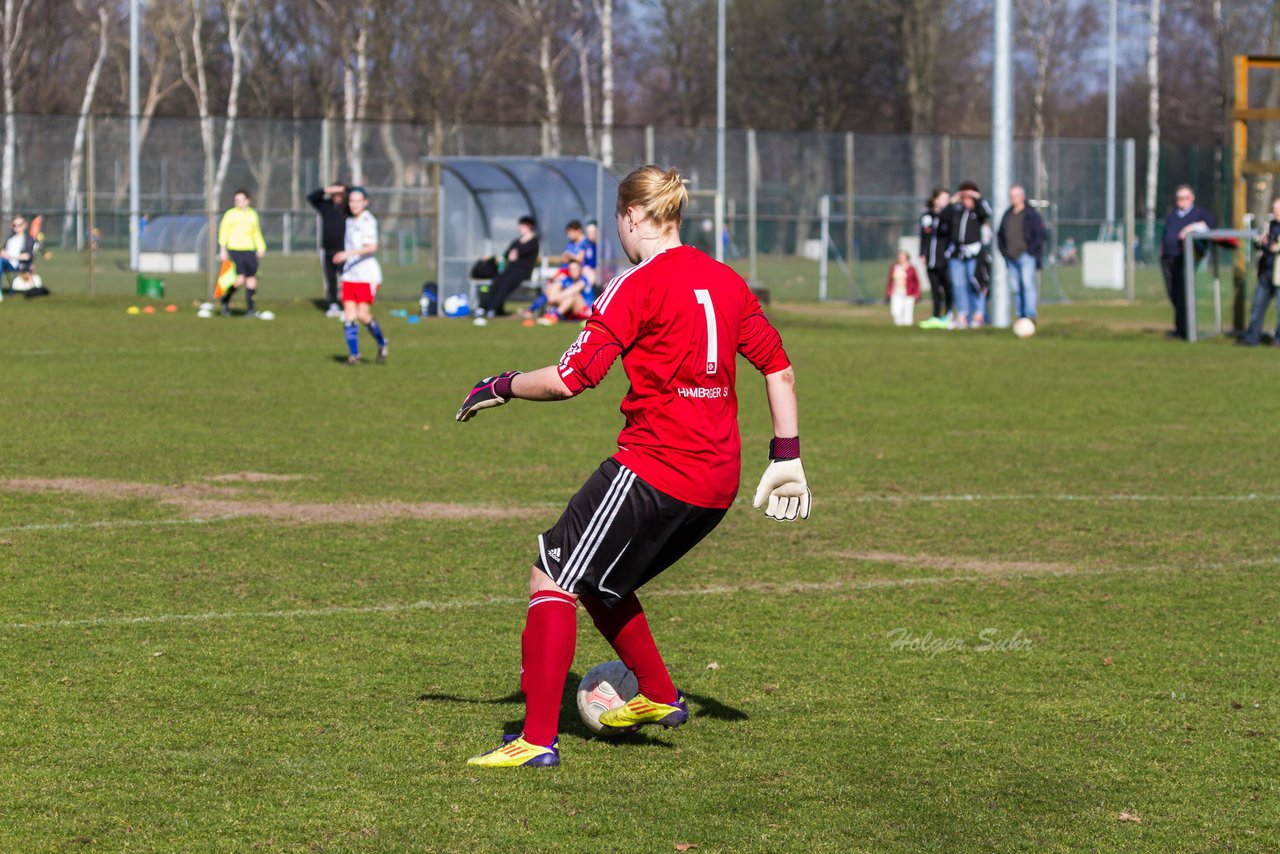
[343,2,370,184]
[1144,0,1160,259]
[212,0,249,203]
[379,114,407,217]
[902,0,940,199]
[64,5,110,245]
[572,0,595,158]
[540,27,561,156]
[1,0,31,216]
[598,0,613,167]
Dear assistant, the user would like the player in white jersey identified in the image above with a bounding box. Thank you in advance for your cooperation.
[334,187,388,365]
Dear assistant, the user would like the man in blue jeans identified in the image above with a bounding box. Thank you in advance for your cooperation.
[1241,196,1280,346]
[997,185,1046,323]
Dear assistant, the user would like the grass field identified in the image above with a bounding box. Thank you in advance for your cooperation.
[1,281,1278,851]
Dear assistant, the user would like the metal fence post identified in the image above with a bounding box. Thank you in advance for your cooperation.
[1125,138,1136,302]
[748,129,758,284]
[819,195,830,302]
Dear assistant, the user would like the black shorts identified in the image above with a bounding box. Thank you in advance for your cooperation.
[228,250,259,278]
[535,459,727,606]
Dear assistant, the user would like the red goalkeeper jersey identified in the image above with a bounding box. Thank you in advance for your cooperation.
[557,244,791,509]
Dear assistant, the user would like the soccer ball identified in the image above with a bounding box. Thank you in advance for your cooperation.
[576,660,639,735]
[444,294,471,317]
[1013,317,1036,339]
[258,310,275,321]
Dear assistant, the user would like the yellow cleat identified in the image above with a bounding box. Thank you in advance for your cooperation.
[466,735,560,768]
[598,692,689,731]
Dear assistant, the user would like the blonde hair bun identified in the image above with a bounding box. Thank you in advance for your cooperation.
[617,165,688,228]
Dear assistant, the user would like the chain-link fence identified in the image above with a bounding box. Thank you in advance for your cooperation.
[14,112,1140,300]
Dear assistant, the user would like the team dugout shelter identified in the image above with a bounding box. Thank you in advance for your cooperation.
[427,157,622,307]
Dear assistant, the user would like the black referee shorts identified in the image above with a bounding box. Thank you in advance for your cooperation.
[535,459,727,607]
[228,249,259,278]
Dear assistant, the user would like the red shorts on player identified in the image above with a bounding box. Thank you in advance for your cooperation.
[341,281,377,303]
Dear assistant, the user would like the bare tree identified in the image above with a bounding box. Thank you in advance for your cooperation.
[512,0,570,155]
[340,0,372,183]
[1015,0,1100,202]
[902,0,944,198]
[571,0,596,158]
[177,0,252,211]
[594,0,614,166]
[1,0,32,214]
[63,0,111,243]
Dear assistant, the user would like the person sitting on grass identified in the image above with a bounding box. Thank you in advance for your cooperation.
[532,259,593,326]
[0,214,37,293]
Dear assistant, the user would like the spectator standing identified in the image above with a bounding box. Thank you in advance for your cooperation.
[217,189,267,318]
[918,188,951,328]
[997,185,1046,322]
[1160,185,1215,340]
[885,250,921,326]
[1241,196,1280,347]
[943,180,993,328]
[474,216,540,325]
[308,183,349,318]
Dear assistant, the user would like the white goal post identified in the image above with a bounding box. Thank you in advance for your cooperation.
[1182,229,1255,343]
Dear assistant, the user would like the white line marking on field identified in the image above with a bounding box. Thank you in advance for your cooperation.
[0,516,236,534]
[847,494,1280,503]
[6,557,1278,631]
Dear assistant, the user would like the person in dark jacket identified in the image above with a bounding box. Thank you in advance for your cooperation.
[918,188,951,328]
[308,183,349,317]
[1160,185,1215,340]
[474,216,540,325]
[943,180,993,328]
[997,185,1047,322]
[1241,196,1280,346]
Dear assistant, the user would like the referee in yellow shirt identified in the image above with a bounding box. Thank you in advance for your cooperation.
[218,189,267,317]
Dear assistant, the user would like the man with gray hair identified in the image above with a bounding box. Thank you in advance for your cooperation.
[997,185,1046,323]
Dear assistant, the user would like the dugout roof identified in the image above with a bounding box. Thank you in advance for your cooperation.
[427,156,622,301]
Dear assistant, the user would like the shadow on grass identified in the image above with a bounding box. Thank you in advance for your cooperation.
[418,678,748,746]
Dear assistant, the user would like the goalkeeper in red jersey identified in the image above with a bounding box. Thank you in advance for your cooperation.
[456,165,811,768]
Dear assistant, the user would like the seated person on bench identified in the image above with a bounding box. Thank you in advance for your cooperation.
[533,259,593,326]
[473,215,540,324]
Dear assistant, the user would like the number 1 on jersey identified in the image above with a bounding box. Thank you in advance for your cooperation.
[694,289,718,376]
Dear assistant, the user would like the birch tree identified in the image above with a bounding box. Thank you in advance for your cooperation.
[902,0,943,199]
[341,0,372,184]
[593,0,614,166]
[571,0,596,158]
[1144,0,1160,258]
[513,0,570,156]
[177,0,251,215]
[63,1,110,244]
[0,0,31,215]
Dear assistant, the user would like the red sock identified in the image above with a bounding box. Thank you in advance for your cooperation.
[520,590,578,747]
[581,593,677,704]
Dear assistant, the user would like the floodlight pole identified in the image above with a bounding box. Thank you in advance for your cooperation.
[991,0,1013,328]
[714,0,725,263]
[128,0,141,271]
[1106,0,1118,232]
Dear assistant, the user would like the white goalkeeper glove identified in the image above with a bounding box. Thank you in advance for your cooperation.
[752,438,811,522]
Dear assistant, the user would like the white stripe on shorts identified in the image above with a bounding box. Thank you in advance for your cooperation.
[556,468,634,591]
[563,471,635,593]
[553,470,629,589]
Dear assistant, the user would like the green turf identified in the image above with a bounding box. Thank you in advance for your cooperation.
[0,289,1277,852]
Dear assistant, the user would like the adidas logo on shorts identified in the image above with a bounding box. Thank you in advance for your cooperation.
[548,548,561,561]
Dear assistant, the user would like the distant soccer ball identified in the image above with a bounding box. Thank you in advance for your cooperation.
[197,309,213,319]
[576,660,639,735]
[444,294,471,317]
[1013,317,1037,339]
[198,302,215,312]
[258,310,275,321]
